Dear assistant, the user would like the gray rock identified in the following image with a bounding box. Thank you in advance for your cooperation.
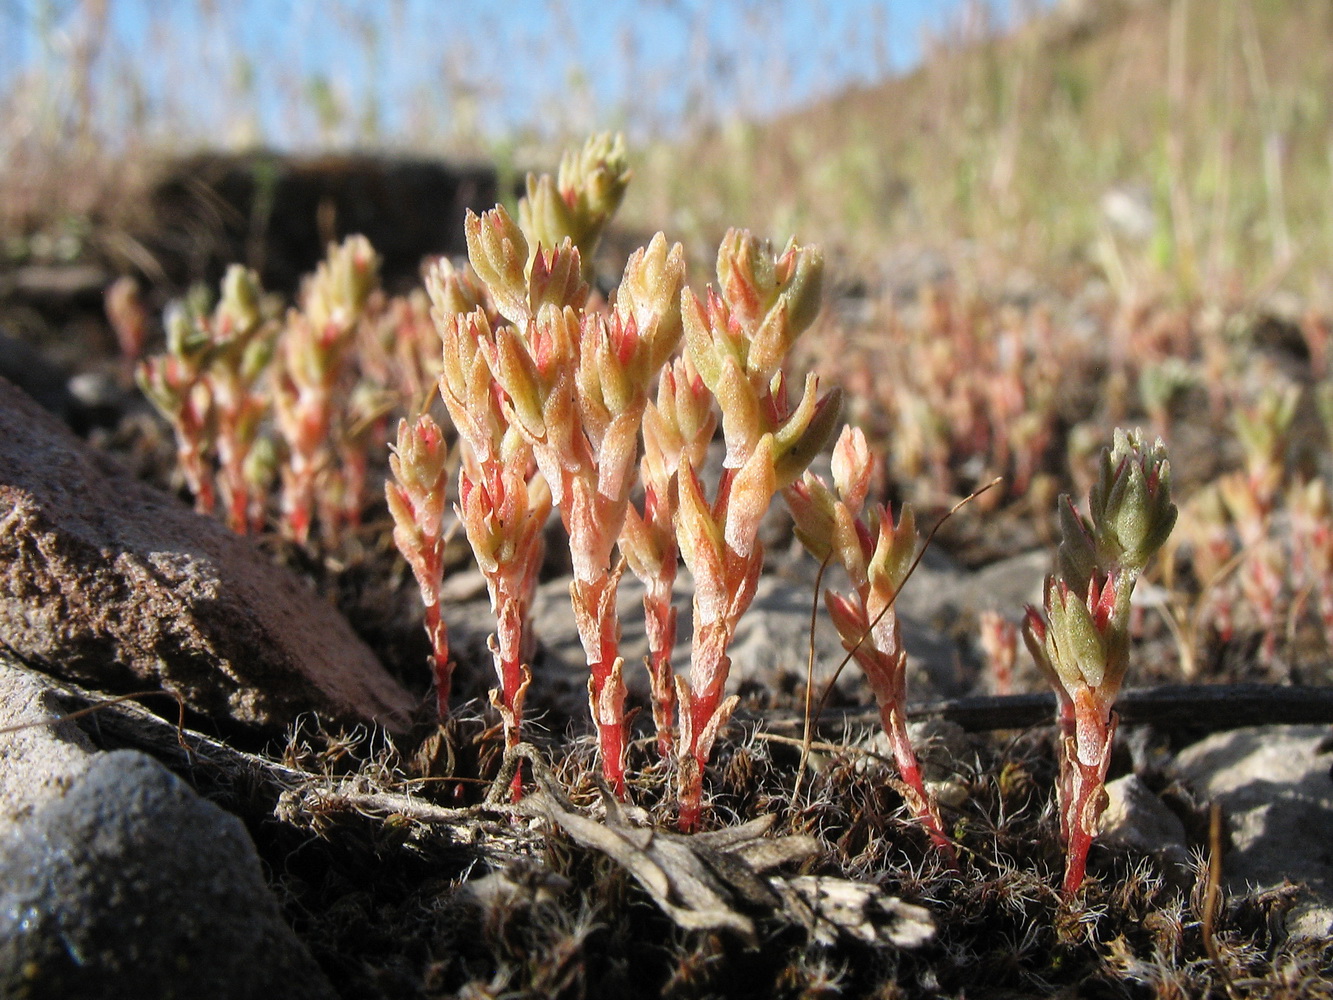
[0,375,416,733]
[0,657,95,837]
[1172,725,1333,939]
[0,749,334,1000]
[903,548,1048,626]
[1100,774,1191,878]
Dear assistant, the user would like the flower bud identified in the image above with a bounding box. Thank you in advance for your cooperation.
[831,425,874,518]
[1088,428,1177,573]
[217,264,264,339]
[528,240,589,315]
[305,235,379,335]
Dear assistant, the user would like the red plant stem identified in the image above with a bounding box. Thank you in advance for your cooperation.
[422,600,450,718]
[878,700,959,867]
[180,440,215,516]
[677,780,703,833]
[577,574,628,797]
[477,571,533,801]
[644,591,678,757]
[677,630,731,832]
[1061,696,1117,897]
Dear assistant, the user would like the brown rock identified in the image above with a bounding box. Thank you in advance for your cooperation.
[0,376,416,732]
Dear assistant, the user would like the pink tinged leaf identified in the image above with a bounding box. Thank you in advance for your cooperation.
[692,693,740,770]
[597,410,642,503]
[825,589,869,649]
[675,463,727,624]
[746,301,789,379]
[680,288,720,391]
[725,547,764,628]
[1087,572,1117,633]
[716,357,762,468]
[1022,604,1047,645]
[495,327,546,439]
[385,481,414,535]
[724,435,777,559]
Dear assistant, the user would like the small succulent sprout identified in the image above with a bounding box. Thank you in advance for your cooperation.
[425,256,489,322]
[387,415,450,550]
[105,275,148,363]
[519,132,630,277]
[163,297,212,362]
[434,306,503,460]
[615,233,687,372]
[682,231,833,475]
[387,414,453,715]
[217,263,264,338]
[304,234,379,336]
[1025,427,1176,896]
[787,427,954,860]
[1233,383,1300,504]
[465,207,531,326]
[641,355,717,489]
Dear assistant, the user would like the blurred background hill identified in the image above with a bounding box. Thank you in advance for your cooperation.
[3,0,1332,303]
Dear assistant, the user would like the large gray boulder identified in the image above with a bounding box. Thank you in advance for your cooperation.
[0,375,416,732]
[0,748,334,999]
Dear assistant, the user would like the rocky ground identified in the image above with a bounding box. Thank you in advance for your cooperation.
[2,241,1333,997]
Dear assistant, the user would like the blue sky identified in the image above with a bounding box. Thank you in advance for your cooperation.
[2,1,1027,151]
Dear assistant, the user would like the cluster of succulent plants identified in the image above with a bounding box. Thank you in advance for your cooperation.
[135,235,427,546]
[143,134,1333,910]
[418,135,841,827]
